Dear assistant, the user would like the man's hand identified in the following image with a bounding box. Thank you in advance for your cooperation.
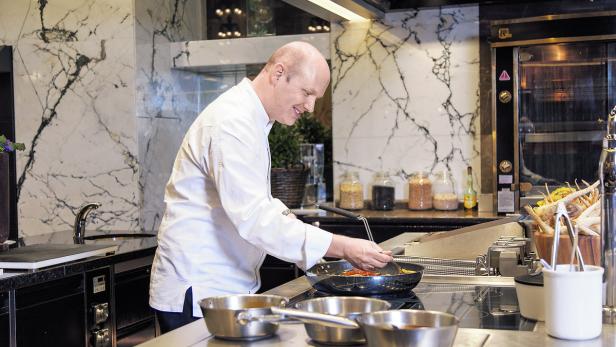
[325,235,393,271]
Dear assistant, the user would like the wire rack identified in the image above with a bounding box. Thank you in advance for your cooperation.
[394,255,480,276]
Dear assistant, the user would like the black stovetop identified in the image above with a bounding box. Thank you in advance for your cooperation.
[290,282,536,331]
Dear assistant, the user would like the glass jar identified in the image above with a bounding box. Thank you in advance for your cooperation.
[432,170,459,210]
[339,171,364,210]
[371,171,395,210]
[408,171,432,210]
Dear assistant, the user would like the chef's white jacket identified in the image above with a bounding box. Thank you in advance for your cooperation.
[149,78,333,317]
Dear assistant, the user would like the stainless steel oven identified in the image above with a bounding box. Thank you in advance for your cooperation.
[490,11,616,213]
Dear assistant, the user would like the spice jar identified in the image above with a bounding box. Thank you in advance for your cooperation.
[408,171,432,210]
[371,171,395,210]
[432,170,459,210]
[339,171,364,210]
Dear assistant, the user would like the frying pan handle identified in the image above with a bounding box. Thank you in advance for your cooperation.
[315,204,362,220]
[271,307,360,328]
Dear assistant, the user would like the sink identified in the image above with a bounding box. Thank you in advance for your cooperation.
[83,233,156,241]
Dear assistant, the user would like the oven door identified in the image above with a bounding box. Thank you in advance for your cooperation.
[494,41,616,212]
[517,42,616,207]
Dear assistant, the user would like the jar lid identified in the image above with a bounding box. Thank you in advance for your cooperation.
[514,272,543,286]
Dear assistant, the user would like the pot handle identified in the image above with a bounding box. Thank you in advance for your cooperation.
[235,312,300,325]
[315,204,362,220]
[270,307,360,329]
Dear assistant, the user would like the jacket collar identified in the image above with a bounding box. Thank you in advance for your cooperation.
[240,78,275,135]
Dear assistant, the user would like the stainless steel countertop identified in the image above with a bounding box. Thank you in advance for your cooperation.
[139,230,616,346]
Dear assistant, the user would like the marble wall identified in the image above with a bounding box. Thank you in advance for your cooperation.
[134,0,205,233]
[0,1,481,237]
[331,7,480,200]
[0,0,139,236]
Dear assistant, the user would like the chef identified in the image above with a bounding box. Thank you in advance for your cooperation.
[149,41,393,334]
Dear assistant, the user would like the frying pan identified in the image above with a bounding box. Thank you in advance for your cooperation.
[310,204,424,295]
[306,259,424,295]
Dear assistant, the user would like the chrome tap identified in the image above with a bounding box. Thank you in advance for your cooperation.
[73,202,101,244]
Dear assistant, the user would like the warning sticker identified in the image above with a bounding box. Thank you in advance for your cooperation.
[499,70,511,81]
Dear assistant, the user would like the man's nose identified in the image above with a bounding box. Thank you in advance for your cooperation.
[304,97,316,113]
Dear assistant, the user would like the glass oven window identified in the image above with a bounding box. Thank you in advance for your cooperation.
[518,43,607,199]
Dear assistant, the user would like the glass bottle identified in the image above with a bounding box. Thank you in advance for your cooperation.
[371,171,395,210]
[408,172,432,210]
[463,166,477,210]
[339,171,364,210]
[432,170,458,210]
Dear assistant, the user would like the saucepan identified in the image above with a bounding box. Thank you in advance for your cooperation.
[294,296,392,345]
[242,306,460,347]
[198,294,289,341]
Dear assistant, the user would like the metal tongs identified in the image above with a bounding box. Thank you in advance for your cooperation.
[315,204,374,242]
[551,201,585,272]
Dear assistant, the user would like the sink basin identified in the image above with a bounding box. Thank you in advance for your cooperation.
[83,233,156,241]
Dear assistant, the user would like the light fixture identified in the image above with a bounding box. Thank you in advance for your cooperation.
[305,0,368,21]
[218,15,242,39]
[307,17,330,33]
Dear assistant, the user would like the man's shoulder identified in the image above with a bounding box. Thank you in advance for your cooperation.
[199,85,255,126]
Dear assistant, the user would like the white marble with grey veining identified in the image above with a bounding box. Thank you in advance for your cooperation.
[331,7,480,200]
[0,0,139,236]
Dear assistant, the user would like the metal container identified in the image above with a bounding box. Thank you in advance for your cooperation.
[357,310,459,347]
[294,297,391,345]
[198,294,288,341]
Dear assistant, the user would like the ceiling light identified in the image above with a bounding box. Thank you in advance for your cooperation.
[306,0,368,21]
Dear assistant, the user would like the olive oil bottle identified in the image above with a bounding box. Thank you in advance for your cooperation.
[463,166,477,210]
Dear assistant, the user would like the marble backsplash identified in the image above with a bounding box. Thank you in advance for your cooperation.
[0,0,139,236]
[331,7,480,200]
[1,1,481,237]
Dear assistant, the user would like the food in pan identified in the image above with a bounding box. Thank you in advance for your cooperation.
[339,268,417,276]
[399,268,417,275]
[341,269,380,276]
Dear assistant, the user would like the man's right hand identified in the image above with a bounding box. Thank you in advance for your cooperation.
[325,234,393,271]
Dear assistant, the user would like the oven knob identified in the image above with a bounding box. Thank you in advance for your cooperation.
[498,90,512,103]
[93,328,110,347]
[499,160,513,173]
[93,303,109,324]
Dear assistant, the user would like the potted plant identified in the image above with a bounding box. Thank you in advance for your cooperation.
[269,113,331,208]
[0,135,25,243]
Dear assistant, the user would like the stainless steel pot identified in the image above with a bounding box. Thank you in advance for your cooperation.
[294,297,391,345]
[268,307,459,347]
[198,294,288,341]
[356,310,459,347]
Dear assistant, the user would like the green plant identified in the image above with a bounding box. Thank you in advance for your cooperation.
[0,135,25,153]
[269,122,301,168]
[268,113,331,168]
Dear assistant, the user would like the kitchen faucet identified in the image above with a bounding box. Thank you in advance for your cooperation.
[73,202,101,244]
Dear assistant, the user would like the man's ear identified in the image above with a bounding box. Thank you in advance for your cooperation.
[273,63,284,82]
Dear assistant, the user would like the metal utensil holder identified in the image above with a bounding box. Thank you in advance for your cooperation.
[551,202,585,271]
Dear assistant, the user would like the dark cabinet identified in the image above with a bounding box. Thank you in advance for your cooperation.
[258,255,301,293]
[0,292,9,347]
[114,259,155,346]
[15,275,85,347]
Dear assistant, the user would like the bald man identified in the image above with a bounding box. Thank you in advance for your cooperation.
[149,42,392,333]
